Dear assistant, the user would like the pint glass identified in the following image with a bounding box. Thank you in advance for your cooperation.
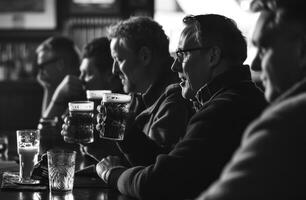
[99,93,131,140]
[64,101,94,144]
[16,129,40,184]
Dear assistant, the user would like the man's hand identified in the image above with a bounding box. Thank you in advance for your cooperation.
[96,156,123,182]
[60,115,71,138]
[95,104,107,133]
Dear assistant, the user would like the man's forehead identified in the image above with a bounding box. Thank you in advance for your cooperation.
[111,38,132,53]
[36,43,52,53]
[252,10,277,45]
[178,33,198,49]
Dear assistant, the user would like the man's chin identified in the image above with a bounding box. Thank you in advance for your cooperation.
[37,77,50,87]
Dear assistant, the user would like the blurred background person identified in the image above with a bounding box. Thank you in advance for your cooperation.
[43,37,122,120]
[36,36,80,117]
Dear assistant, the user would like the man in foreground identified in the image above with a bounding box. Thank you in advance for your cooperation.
[196,0,306,199]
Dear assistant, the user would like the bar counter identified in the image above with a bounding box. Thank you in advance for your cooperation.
[0,131,136,200]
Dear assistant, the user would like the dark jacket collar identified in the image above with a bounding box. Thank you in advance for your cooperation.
[194,65,252,108]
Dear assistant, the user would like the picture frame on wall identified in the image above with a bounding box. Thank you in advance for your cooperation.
[0,0,57,30]
[69,0,121,16]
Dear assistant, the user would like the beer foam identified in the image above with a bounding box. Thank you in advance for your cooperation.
[86,90,111,99]
[69,101,94,111]
[102,93,131,103]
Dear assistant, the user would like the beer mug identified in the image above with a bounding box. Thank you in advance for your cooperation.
[99,93,132,140]
[86,90,111,144]
[64,101,94,144]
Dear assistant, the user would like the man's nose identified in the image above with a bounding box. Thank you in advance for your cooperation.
[112,61,119,75]
[171,58,182,72]
[251,53,261,72]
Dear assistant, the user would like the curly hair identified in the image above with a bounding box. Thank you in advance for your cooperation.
[107,16,170,59]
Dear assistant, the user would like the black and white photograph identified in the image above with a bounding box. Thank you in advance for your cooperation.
[0,0,305,200]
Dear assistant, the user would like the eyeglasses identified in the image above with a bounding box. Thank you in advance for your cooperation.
[175,46,211,63]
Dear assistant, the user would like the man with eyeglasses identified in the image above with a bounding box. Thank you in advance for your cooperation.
[95,14,266,200]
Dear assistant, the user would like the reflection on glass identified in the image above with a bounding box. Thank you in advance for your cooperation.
[33,192,47,200]
[49,191,74,200]
[98,193,108,200]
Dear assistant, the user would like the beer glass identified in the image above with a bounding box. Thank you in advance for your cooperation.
[47,150,76,192]
[99,93,132,140]
[16,129,40,184]
[64,101,94,144]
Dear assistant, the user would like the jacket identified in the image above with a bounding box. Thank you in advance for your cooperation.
[109,66,267,199]
[117,65,194,166]
[197,77,306,200]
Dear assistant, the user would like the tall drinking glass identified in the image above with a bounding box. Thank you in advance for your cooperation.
[99,93,132,140]
[64,101,94,144]
[16,129,40,184]
[47,150,76,193]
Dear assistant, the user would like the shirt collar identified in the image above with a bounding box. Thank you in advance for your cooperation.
[194,65,252,107]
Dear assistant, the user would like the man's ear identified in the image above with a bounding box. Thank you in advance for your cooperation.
[55,58,65,72]
[208,46,221,66]
[138,46,152,66]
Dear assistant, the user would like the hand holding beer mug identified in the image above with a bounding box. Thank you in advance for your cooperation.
[96,93,132,140]
[16,129,40,184]
[61,101,94,144]
[86,90,111,131]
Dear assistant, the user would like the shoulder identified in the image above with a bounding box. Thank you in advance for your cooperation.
[163,83,182,96]
[264,92,306,119]
[245,92,306,141]
[158,83,190,105]
[197,83,265,118]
